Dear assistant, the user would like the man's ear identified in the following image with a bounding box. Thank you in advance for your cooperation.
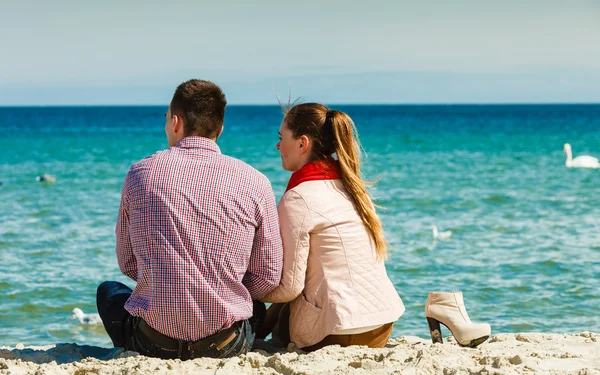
[299,135,311,155]
[172,115,183,135]
[216,125,224,140]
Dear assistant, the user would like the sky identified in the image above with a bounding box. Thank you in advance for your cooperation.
[1,0,599,105]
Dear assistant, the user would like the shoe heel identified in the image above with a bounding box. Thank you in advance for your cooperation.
[427,317,443,344]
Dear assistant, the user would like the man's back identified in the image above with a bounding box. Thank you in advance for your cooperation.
[117,137,282,341]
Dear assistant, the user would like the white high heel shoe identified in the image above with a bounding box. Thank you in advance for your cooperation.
[425,291,491,348]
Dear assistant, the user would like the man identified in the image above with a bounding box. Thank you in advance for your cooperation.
[96,79,283,360]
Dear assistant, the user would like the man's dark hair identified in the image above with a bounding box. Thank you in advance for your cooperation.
[170,79,227,139]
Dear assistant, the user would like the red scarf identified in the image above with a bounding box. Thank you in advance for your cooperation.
[286,159,340,192]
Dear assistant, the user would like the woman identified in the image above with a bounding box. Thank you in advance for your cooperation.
[259,103,404,351]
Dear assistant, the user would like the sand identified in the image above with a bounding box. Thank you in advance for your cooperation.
[1,332,599,375]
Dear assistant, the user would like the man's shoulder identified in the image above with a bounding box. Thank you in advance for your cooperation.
[220,154,272,187]
[128,149,168,173]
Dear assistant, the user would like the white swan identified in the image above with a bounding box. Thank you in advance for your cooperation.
[432,225,452,240]
[563,144,600,169]
[71,308,102,325]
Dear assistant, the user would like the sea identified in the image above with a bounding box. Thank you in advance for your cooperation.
[1,104,599,347]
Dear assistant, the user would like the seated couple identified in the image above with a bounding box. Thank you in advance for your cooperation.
[96,79,405,360]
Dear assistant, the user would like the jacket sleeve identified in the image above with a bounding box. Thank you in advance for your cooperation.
[116,171,138,281]
[242,185,284,300]
[261,190,312,303]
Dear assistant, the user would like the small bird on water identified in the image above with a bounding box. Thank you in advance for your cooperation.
[432,224,452,240]
[71,308,102,325]
[36,174,56,183]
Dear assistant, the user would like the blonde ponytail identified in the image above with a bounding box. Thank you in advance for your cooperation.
[329,110,388,260]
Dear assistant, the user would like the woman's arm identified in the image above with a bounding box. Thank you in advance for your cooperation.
[261,190,312,303]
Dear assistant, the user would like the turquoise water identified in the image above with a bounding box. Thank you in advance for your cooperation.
[1,105,599,347]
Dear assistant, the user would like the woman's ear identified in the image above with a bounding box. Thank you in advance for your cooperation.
[299,135,311,155]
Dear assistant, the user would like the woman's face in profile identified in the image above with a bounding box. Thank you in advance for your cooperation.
[276,120,304,172]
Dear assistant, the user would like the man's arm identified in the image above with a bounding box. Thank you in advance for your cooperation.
[116,171,138,281]
[243,185,283,300]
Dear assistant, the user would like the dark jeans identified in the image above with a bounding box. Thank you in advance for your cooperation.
[96,281,265,360]
[256,302,291,345]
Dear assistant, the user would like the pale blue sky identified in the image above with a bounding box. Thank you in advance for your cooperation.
[1,0,599,105]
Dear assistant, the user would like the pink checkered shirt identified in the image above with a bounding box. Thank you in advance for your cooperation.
[116,137,283,341]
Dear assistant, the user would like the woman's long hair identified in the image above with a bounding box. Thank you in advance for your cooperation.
[283,103,388,260]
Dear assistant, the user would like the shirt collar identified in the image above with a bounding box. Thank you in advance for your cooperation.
[175,136,221,154]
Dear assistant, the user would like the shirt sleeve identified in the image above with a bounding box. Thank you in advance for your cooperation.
[261,190,311,303]
[116,170,138,281]
[242,184,284,300]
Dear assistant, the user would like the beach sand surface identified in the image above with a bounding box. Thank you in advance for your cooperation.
[1,332,599,375]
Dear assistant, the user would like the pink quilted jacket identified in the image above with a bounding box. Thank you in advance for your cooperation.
[262,179,405,348]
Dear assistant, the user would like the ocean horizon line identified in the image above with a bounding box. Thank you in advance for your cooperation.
[1,102,599,108]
